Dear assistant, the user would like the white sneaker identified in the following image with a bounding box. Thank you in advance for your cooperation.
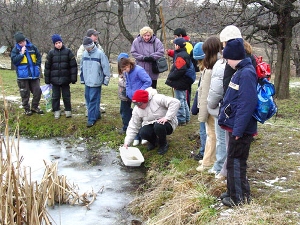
[208,168,217,174]
[54,110,61,119]
[133,140,140,146]
[196,165,210,172]
[141,139,148,145]
[215,173,226,180]
[65,111,72,118]
[198,159,203,165]
[85,109,88,117]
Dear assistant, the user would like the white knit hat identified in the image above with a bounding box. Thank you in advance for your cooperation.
[219,25,242,42]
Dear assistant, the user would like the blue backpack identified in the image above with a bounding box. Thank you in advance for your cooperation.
[185,60,196,84]
[252,78,277,123]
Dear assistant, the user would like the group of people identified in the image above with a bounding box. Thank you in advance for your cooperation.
[11,25,258,208]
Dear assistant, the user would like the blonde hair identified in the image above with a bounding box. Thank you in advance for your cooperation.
[243,40,252,55]
[140,26,154,36]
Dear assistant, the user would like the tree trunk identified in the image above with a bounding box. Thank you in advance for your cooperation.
[274,12,292,99]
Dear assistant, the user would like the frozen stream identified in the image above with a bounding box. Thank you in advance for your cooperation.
[9,138,145,225]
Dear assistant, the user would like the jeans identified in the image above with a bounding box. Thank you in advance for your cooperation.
[52,84,71,111]
[220,130,230,177]
[120,100,132,131]
[85,85,101,124]
[199,122,207,156]
[212,117,227,173]
[175,89,190,123]
[17,79,42,110]
[139,122,173,146]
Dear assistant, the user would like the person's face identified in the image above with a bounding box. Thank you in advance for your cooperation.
[85,46,93,52]
[18,40,26,47]
[142,32,152,42]
[134,102,147,109]
[90,34,98,42]
[226,59,239,69]
[121,65,130,73]
[174,44,180,50]
[54,41,63,49]
[222,41,226,48]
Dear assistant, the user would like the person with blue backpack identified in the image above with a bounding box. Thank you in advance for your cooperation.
[218,38,258,207]
[165,37,195,126]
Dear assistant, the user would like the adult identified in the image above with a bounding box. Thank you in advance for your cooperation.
[11,31,43,116]
[123,88,180,155]
[131,26,165,89]
[218,38,257,207]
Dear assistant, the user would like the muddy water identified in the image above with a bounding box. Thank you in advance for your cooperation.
[15,138,145,225]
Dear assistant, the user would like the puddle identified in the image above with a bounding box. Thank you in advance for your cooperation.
[6,138,145,224]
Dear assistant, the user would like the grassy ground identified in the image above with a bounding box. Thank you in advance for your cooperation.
[1,68,300,224]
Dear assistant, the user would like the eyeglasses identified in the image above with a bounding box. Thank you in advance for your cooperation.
[133,102,143,106]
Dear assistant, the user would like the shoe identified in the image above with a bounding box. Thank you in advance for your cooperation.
[118,129,126,135]
[132,140,140,146]
[86,122,95,128]
[208,168,217,174]
[85,109,88,117]
[24,109,33,116]
[194,153,203,161]
[54,110,61,119]
[220,192,230,200]
[31,107,44,114]
[198,159,203,165]
[141,139,148,145]
[222,197,236,207]
[178,122,186,126]
[215,173,226,180]
[196,165,210,172]
[65,111,72,118]
[100,107,106,113]
[147,142,157,151]
[157,143,169,155]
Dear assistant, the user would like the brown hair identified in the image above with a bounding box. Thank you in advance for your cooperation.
[202,36,222,69]
[243,40,252,55]
[118,58,135,75]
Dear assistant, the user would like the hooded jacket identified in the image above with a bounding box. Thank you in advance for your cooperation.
[11,39,41,79]
[80,45,110,87]
[218,57,258,137]
[124,88,180,145]
[44,45,78,85]
[130,34,164,80]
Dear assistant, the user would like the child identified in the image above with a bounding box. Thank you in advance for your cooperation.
[80,36,111,127]
[44,34,78,119]
[117,53,131,134]
[165,37,195,126]
[218,38,258,207]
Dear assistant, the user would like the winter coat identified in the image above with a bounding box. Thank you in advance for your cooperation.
[11,39,41,79]
[118,74,129,101]
[165,48,194,90]
[80,45,110,87]
[218,57,258,137]
[44,45,78,85]
[130,34,164,80]
[125,65,152,100]
[197,68,212,122]
[207,57,226,117]
[77,42,104,65]
[124,87,180,145]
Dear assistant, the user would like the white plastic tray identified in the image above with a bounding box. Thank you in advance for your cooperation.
[119,147,144,167]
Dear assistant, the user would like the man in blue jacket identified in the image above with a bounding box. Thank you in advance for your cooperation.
[11,31,43,116]
[218,38,258,207]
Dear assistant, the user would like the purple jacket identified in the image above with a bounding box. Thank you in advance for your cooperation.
[130,34,165,80]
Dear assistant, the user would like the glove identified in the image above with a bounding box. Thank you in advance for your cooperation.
[144,56,155,62]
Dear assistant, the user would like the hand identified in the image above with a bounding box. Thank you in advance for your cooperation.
[156,117,168,125]
[21,46,26,54]
[144,56,155,62]
[123,144,128,149]
[235,136,240,140]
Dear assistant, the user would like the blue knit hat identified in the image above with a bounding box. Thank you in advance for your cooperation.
[52,34,63,44]
[193,42,205,60]
[117,53,129,62]
[173,38,186,48]
[223,38,245,60]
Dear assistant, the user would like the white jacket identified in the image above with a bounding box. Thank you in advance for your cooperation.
[197,68,212,122]
[207,58,226,117]
[124,88,180,145]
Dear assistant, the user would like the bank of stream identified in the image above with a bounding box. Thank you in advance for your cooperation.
[15,138,145,224]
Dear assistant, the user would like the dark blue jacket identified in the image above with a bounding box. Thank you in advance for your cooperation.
[218,57,258,137]
[11,39,41,79]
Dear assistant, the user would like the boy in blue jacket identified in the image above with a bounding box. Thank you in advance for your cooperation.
[218,38,258,207]
[11,31,43,116]
[80,37,110,127]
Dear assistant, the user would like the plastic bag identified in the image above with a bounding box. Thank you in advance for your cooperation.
[40,84,52,112]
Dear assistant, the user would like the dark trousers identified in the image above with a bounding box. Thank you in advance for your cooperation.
[226,132,253,204]
[52,84,71,111]
[17,79,42,110]
[139,122,173,146]
[187,85,192,109]
[120,100,132,132]
[151,80,157,89]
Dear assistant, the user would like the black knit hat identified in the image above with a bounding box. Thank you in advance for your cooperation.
[174,37,186,48]
[223,38,245,60]
[83,36,94,49]
[14,32,25,43]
